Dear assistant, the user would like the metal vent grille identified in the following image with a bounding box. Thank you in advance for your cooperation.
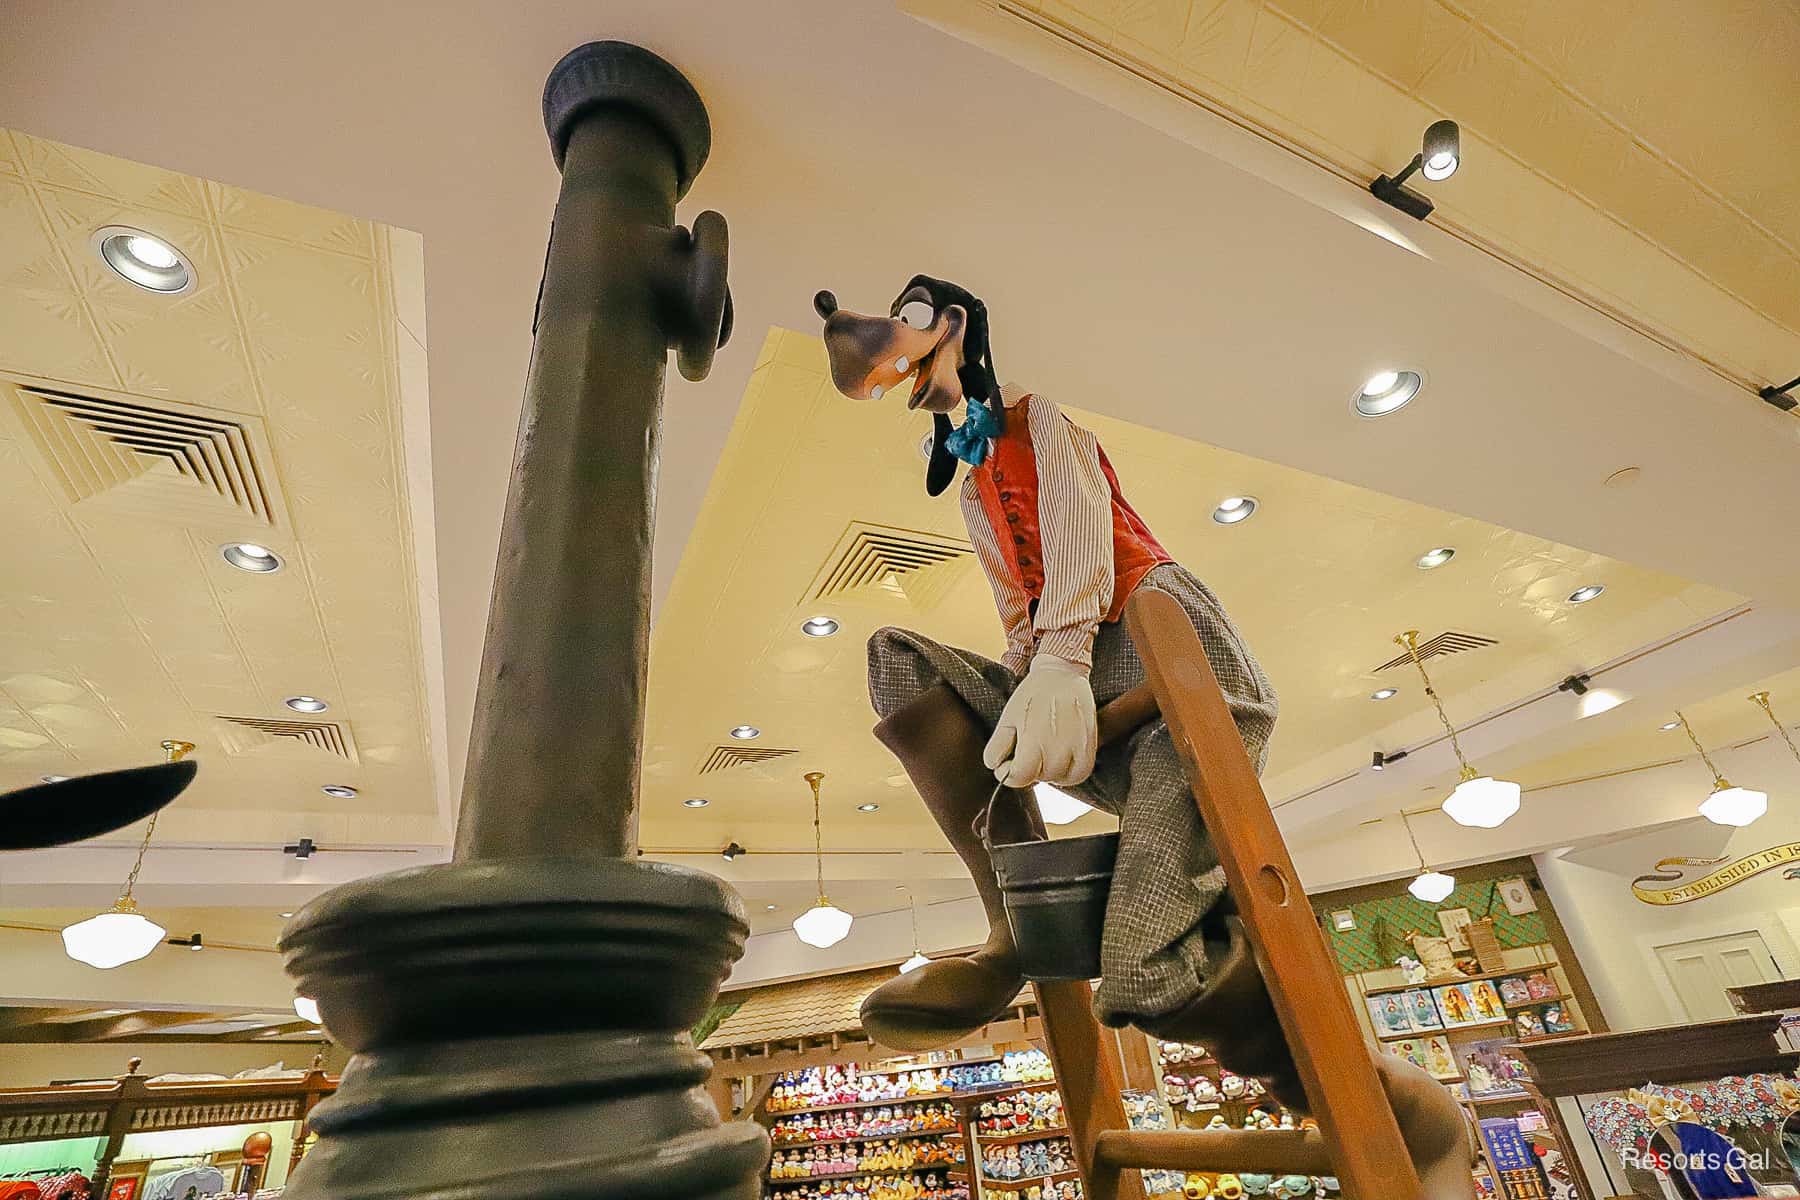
[215,715,357,761]
[699,745,800,775]
[807,522,973,608]
[1372,630,1499,674]
[9,385,282,526]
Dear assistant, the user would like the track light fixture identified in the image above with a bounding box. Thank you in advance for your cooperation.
[1372,749,1408,771]
[721,841,746,861]
[1759,374,1798,412]
[169,932,204,952]
[284,837,317,859]
[1557,674,1590,696]
[1370,119,1461,220]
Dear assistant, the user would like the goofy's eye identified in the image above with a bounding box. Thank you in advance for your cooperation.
[897,300,934,329]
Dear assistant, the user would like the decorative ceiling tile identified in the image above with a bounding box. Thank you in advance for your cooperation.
[945,0,1800,385]
[209,182,374,258]
[12,133,210,220]
[0,130,436,842]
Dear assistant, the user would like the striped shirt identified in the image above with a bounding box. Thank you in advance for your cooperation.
[959,383,1115,676]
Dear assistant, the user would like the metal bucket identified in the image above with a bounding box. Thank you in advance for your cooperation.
[990,831,1118,981]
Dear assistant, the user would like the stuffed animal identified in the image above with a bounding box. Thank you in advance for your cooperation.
[1215,1175,1244,1200]
[1275,1177,1313,1199]
[1239,1175,1273,1197]
[1203,1114,1230,1131]
[1395,954,1427,984]
[1183,1175,1212,1200]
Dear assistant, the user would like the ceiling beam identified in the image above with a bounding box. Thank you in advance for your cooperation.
[1,1009,219,1044]
[0,1006,82,1034]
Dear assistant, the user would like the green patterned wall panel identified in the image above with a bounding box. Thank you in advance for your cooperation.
[1323,877,1549,974]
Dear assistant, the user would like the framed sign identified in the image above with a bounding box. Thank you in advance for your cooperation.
[109,1180,138,1200]
[1498,877,1538,915]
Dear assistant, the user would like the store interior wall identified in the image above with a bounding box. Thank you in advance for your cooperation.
[1535,736,1800,1031]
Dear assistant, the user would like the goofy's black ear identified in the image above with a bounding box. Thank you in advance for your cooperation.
[925,413,957,497]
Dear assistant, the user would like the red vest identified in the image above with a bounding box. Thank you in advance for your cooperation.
[970,396,1173,623]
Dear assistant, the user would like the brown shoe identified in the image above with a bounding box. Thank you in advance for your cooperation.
[1129,916,1474,1199]
[859,684,1044,1051]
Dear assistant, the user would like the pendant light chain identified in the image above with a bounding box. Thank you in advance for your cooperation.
[897,884,921,953]
[118,811,161,907]
[1396,631,1475,780]
[1751,693,1800,764]
[114,740,191,911]
[1399,810,1428,872]
[806,771,826,903]
[1673,711,1728,787]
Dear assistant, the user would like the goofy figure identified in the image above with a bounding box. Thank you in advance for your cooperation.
[814,276,1471,1198]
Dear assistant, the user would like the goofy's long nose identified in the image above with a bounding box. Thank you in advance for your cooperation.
[813,290,839,319]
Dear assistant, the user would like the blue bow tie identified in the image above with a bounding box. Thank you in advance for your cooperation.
[944,398,1000,466]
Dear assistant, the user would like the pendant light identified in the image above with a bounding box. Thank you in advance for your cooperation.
[62,741,192,968]
[1395,631,1520,828]
[1750,692,1800,768]
[792,772,853,949]
[895,885,929,974]
[1674,711,1767,827]
[1400,811,1456,904]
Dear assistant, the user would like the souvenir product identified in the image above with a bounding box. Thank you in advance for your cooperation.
[1514,1010,1545,1039]
[1366,994,1414,1037]
[1405,988,1443,1030]
[1183,1176,1211,1200]
[1497,977,1532,1006]
[1215,1175,1244,1200]
[1524,973,1557,1000]
[1466,980,1505,1021]
[1541,1004,1574,1034]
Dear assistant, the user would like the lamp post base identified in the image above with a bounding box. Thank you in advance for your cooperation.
[280,859,767,1200]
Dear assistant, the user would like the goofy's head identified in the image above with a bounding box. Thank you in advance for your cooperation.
[813,274,1004,497]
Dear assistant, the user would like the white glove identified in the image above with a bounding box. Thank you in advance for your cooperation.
[983,654,1098,788]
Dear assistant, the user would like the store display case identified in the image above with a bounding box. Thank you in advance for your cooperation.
[1506,1013,1800,1200]
[0,1060,336,1200]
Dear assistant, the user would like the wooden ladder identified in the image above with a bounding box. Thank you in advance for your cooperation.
[1034,588,1423,1200]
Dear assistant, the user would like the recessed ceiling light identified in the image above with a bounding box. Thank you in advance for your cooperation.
[285,695,329,713]
[1567,584,1606,604]
[279,912,295,919]
[40,775,70,784]
[729,725,760,740]
[683,797,709,808]
[857,803,880,813]
[321,785,358,799]
[1212,496,1258,525]
[1353,370,1422,417]
[1370,688,1398,701]
[1416,547,1456,570]
[221,542,284,573]
[1660,720,1681,731]
[765,904,778,911]
[801,616,840,638]
[93,226,194,293]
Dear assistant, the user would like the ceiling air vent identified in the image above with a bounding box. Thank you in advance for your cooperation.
[807,521,973,610]
[1371,630,1499,674]
[7,383,285,528]
[214,715,358,762]
[699,745,800,775]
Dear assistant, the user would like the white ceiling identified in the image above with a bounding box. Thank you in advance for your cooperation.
[1,1,1797,989]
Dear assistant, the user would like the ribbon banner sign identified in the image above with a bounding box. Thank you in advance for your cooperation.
[1632,842,1800,906]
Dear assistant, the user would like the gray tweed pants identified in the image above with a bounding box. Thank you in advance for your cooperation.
[866,563,1277,1024]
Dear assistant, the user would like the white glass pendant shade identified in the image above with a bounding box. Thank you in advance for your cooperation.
[1699,784,1767,828]
[294,996,323,1024]
[1441,774,1521,829]
[899,952,931,974]
[793,900,854,948]
[1033,782,1094,826]
[62,905,166,969]
[1408,871,1456,904]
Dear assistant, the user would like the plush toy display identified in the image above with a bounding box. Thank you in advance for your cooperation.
[814,276,1471,1199]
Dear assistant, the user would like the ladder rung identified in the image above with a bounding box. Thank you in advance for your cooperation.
[1093,1129,1335,1174]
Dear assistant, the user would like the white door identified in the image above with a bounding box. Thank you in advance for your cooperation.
[1653,930,1783,1021]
